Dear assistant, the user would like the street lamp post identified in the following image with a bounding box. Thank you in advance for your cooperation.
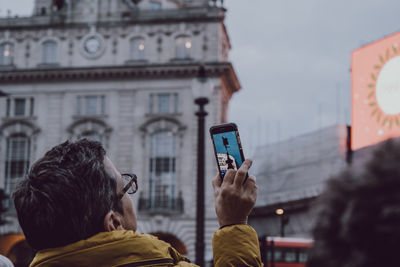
[276,208,289,237]
[194,66,209,266]
[0,90,9,218]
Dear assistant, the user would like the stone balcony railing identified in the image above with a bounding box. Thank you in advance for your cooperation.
[138,194,184,214]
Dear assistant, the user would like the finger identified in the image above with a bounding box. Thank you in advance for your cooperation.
[244,176,257,203]
[223,169,236,185]
[212,173,222,190]
[234,159,253,187]
[250,186,258,203]
[252,185,258,201]
[252,184,258,196]
[243,175,257,191]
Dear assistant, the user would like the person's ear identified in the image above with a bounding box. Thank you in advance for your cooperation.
[104,211,124,231]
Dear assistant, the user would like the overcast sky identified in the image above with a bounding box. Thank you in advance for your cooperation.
[225,0,400,155]
[2,0,400,155]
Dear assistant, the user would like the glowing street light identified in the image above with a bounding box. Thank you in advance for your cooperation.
[276,208,289,237]
[275,208,284,215]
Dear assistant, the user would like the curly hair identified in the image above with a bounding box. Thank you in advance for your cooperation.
[13,139,123,250]
[307,139,400,267]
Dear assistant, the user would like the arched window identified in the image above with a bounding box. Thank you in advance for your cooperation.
[130,37,145,60]
[5,134,30,193]
[175,36,191,59]
[0,42,14,66]
[78,131,102,143]
[149,130,176,209]
[67,118,112,149]
[42,40,58,64]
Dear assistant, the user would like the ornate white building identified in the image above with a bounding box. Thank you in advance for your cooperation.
[0,0,240,262]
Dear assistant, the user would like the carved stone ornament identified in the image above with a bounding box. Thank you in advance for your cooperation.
[124,0,142,8]
[80,34,106,59]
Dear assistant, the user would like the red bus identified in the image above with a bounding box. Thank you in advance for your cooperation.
[259,236,313,267]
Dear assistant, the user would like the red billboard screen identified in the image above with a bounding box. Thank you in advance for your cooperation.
[352,32,400,150]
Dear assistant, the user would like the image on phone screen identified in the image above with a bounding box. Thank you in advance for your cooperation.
[212,131,243,178]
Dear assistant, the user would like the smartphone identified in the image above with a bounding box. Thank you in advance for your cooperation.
[209,123,246,180]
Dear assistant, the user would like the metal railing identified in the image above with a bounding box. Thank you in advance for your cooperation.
[138,195,184,214]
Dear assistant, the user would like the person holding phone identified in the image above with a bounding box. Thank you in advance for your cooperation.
[13,139,261,266]
[212,160,261,266]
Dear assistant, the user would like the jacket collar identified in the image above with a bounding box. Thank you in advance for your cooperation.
[31,230,140,266]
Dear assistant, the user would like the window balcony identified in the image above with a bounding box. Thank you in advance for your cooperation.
[138,193,184,214]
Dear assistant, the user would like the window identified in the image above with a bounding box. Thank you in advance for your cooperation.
[5,97,35,117]
[266,247,310,263]
[42,40,58,64]
[86,96,98,115]
[149,0,162,10]
[175,36,191,59]
[68,119,110,148]
[298,250,308,263]
[5,135,30,180]
[149,93,179,114]
[76,95,106,116]
[130,37,145,60]
[40,7,47,15]
[14,99,26,116]
[273,250,282,262]
[284,249,297,262]
[158,94,170,113]
[149,131,176,209]
[0,42,14,66]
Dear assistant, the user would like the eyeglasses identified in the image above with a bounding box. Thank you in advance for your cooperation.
[120,173,138,198]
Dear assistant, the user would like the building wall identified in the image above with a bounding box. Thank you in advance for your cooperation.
[0,0,236,262]
[249,125,349,238]
[1,23,221,68]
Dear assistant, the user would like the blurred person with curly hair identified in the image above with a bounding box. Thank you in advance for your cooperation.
[308,139,400,267]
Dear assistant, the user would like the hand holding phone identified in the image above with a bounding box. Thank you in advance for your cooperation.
[209,123,246,180]
[212,159,257,227]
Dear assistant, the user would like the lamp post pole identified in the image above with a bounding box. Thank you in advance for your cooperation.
[195,96,209,266]
[276,208,289,237]
[0,90,9,217]
[194,65,210,266]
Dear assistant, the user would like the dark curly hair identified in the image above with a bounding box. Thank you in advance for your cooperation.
[13,139,123,250]
[307,139,400,267]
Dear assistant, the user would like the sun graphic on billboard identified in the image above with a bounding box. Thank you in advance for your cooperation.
[367,45,400,127]
[352,32,400,150]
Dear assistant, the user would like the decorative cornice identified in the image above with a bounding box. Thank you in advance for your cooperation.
[139,115,187,133]
[0,7,225,31]
[66,117,112,134]
[0,118,41,137]
[0,62,241,92]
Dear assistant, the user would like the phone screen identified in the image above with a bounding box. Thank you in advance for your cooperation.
[212,130,244,178]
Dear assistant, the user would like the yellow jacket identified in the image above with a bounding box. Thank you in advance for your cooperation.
[30,224,262,267]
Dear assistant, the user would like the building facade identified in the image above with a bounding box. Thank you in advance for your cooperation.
[249,125,349,238]
[0,0,240,261]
